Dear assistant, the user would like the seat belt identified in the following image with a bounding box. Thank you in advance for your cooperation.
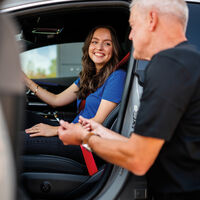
[79,52,130,176]
[79,99,98,176]
[80,145,98,176]
[115,51,130,69]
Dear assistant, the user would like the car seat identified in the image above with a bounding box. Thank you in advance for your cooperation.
[21,53,130,200]
[21,103,120,200]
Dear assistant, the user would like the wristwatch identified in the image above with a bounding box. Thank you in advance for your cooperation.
[82,132,100,152]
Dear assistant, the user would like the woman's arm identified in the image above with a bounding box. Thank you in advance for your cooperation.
[91,99,117,123]
[91,70,126,123]
[24,86,79,137]
[22,71,78,107]
[23,71,79,137]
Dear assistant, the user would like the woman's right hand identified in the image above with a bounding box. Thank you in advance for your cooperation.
[25,123,58,137]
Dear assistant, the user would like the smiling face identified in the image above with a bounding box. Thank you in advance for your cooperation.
[89,28,113,72]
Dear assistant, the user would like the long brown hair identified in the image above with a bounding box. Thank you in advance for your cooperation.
[77,25,121,99]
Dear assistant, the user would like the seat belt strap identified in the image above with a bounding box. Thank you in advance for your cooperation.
[115,52,130,69]
[80,145,98,175]
[79,99,98,176]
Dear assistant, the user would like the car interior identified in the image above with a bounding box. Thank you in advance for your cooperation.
[12,1,137,200]
[2,1,200,200]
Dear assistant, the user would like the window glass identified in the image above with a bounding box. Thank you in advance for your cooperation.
[136,60,148,85]
[20,42,83,79]
[137,60,148,71]
[187,3,200,51]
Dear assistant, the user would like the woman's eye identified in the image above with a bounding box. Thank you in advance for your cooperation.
[105,42,111,46]
[91,41,97,44]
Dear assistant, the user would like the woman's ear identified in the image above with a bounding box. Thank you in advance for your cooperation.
[148,10,158,32]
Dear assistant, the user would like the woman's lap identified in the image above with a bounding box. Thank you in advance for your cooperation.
[22,111,105,166]
[22,132,86,164]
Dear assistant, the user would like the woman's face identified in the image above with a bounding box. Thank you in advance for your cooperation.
[89,28,113,72]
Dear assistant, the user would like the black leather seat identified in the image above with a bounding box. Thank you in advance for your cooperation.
[21,103,121,199]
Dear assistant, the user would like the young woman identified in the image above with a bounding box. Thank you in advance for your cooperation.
[22,25,127,164]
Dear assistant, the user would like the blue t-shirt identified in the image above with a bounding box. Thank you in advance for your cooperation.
[72,69,126,123]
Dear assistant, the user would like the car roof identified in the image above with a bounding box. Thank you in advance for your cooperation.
[187,0,200,2]
[1,0,131,12]
[1,0,131,53]
[2,0,200,9]
[1,0,79,11]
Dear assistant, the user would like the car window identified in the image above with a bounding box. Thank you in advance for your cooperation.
[136,60,148,85]
[20,42,83,79]
[187,3,200,51]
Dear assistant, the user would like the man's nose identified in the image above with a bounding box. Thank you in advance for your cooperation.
[129,30,133,40]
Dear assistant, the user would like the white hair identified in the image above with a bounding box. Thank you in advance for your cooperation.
[130,0,189,31]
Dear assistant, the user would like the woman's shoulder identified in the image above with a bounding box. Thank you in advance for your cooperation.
[104,69,126,85]
[109,68,126,78]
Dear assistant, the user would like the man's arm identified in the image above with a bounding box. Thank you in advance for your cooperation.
[58,118,165,176]
[88,133,164,175]
[87,133,165,176]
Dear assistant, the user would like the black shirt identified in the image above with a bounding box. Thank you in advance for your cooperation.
[134,41,200,195]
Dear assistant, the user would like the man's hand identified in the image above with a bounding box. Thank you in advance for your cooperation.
[79,116,110,138]
[79,116,103,134]
[25,123,58,137]
[58,120,89,145]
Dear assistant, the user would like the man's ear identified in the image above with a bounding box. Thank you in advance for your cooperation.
[148,11,158,31]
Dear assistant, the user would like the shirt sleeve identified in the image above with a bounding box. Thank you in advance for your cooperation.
[74,77,80,87]
[102,69,126,103]
[135,54,194,141]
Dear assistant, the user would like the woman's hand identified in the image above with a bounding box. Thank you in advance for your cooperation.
[25,123,58,137]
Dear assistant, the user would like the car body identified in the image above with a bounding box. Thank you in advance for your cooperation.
[1,0,200,199]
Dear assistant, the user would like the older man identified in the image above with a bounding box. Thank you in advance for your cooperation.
[58,0,200,199]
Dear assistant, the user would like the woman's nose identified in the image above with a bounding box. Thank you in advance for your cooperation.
[96,42,103,50]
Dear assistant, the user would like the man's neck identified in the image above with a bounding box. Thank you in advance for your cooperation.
[148,34,187,60]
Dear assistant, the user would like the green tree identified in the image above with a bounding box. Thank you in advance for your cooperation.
[48,58,57,78]
[26,60,35,78]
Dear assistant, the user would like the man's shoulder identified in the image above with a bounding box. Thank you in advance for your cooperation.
[158,42,200,61]
[149,42,200,76]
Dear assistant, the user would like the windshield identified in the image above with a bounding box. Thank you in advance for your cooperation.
[1,0,43,9]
